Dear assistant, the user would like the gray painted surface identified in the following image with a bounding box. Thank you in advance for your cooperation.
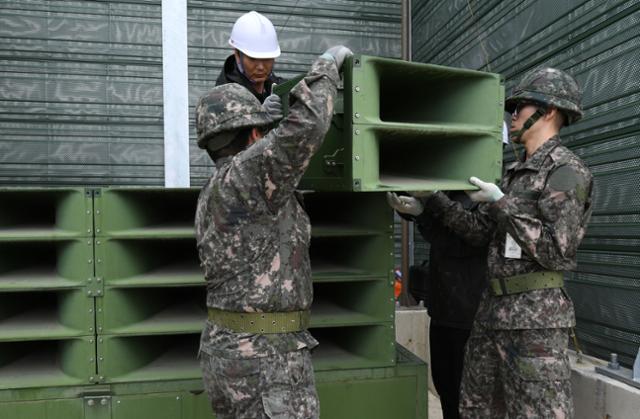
[163,0,190,187]
[412,0,640,367]
[0,0,401,186]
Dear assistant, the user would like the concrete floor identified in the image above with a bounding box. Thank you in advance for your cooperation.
[428,391,443,419]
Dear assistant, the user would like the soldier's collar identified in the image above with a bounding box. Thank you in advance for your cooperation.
[213,156,233,167]
[517,136,561,172]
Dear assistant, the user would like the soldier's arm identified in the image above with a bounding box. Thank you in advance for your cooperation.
[423,192,495,247]
[489,164,593,268]
[231,57,339,212]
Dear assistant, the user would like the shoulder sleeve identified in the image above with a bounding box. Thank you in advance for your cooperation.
[424,192,495,247]
[490,161,593,269]
[218,57,340,213]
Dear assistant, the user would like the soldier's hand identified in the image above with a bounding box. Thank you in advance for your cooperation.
[263,94,283,121]
[321,45,354,71]
[409,191,433,198]
[466,177,504,202]
[387,192,424,216]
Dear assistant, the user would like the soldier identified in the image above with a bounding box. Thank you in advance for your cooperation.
[194,45,352,419]
[415,68,593,418]
[216,10,284,104]
[388,190,488,419]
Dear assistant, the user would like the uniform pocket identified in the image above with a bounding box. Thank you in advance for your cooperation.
[262,389,294,419]
[514,352,570,382]
[261,351,318,418]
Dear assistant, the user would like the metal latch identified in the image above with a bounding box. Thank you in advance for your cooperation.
[323,148,345,170]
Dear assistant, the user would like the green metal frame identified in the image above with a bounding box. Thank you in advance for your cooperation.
[0,345,427,419]
[0,187,427,417]
[299,54,504,191]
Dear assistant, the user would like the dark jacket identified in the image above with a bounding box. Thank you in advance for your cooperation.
[215,54,284,103]
[409,192,488,329]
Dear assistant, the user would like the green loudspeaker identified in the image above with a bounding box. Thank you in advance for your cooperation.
[295,55,504,191]
[94,188,198,237]
[97,333,201,383]
[96,285,205,335]
[0,188,93,238]
[0,289,93,341]
[0,337,95,389]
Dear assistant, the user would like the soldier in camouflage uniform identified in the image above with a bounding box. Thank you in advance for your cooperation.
[416,68,593,418]
[193,45,352,419]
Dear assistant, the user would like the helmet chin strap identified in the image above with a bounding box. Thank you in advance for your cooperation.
[510,106,547,142]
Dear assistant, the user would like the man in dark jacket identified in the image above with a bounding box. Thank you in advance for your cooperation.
[388,191,488,419]
[216,11,284,103]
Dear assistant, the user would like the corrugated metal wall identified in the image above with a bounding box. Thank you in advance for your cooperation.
[412,0,640,366]
[0,0,401,186]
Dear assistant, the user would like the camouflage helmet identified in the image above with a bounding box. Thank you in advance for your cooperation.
[195,83,273,151]
[505,67,583,125]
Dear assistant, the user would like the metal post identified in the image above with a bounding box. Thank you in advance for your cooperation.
[399,0,415,307]
[162,0,190,187]
[401,0,412,62]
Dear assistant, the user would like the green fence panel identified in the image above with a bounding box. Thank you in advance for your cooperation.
[412,0,640,366]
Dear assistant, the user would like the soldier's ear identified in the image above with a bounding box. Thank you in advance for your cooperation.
[247,127,263,145]
[546,107,565,129]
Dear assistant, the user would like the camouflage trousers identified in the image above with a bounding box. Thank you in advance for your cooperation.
[199,349,319,419]
[459,325,573,418]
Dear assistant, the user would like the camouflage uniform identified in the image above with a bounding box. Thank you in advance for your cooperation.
[195,57,339,418]
[425,113,593,417]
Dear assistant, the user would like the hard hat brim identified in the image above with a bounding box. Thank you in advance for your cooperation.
[230,40,281,59]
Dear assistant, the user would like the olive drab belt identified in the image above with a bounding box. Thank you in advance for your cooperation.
[490,271,564,296]
[207,308,310,334]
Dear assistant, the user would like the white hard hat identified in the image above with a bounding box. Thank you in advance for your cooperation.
[229,11,281,59]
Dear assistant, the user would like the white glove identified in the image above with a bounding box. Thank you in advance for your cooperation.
[386,192,424,216]
[321,45,354,71]
[263,94,283,121]
[466,177,504,202]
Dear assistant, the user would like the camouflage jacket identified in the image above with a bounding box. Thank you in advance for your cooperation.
[425,137,593,330]
[195,57,339,358]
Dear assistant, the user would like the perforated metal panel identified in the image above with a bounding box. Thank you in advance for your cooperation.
[0,1,401,186]
[412,0,640,366]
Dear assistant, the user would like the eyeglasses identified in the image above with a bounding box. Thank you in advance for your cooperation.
[512,101,536,117]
